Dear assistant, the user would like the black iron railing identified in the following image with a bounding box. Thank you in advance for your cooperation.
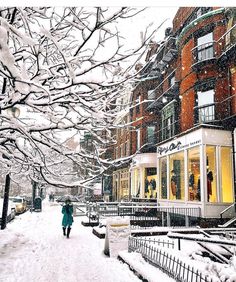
[128,236,213,282]
[194,103,216,124]
[217,22,236,54]
[85,202,201,228]
[192,42,215,65]
[119,205,201,228]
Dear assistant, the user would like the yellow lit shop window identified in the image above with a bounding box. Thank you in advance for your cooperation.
[221,147,233,203]
[206,146,217,203]
[188,147,200,202]
[144,168,157,199]
[169,151,185,200]
[134,169,141,198]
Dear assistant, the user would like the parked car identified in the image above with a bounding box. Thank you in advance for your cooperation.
[23,196,33,208]
[0,198,16,223]
[10,197,27,214]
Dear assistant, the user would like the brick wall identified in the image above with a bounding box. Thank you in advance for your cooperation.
[173,7,196,34]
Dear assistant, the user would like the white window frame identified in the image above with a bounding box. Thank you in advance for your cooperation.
[197,89,215,122]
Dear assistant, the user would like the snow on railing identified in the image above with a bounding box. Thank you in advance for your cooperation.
[128,236,213,282]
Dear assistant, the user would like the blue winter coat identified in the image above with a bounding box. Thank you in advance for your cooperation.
[62,204,74,227]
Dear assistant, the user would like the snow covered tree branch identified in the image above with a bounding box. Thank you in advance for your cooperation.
[0,7,158,189]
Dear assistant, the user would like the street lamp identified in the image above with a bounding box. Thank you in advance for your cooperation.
[1,106,20,230]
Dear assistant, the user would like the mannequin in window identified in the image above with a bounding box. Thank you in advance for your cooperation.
[145,178,149,198]
[196,176,201,201]
[150,178,156,198]
[207,170,213,201]
[170,170,177,198]
[189,172,194,188]
[188,171,195,200]
[150,178,156,190]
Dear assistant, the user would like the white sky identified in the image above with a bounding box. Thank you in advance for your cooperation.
[3,1,235,49]
[2,2,235,54]
[118,7,178,47]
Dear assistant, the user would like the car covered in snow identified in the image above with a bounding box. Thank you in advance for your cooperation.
[0,198,16,223]
[10,197,27,214]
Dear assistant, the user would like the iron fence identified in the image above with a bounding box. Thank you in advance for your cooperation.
[85,202,201,228]
[119,205,201,228]
[131,236,175,249]
[128,236,213,282]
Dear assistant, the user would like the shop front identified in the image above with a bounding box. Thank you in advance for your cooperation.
[130,153,157,200]
[157,127,235,218]
[112,167,130,201]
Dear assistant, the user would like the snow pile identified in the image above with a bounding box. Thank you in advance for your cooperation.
[0,200,140,282]
[204,257,236,282]
[119,250,174,282]
[105,217,130,257]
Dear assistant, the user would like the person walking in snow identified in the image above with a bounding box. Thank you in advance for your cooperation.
[62,198,74,238]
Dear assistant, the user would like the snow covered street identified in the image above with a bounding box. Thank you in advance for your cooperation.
[0,200,141,282]
[3,199,236,282]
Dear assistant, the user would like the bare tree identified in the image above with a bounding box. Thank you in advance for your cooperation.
[0,7,157,189]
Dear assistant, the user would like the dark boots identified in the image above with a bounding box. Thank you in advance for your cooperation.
[67,227,71,238]
[63,227,66,236]
[62,226,71,238]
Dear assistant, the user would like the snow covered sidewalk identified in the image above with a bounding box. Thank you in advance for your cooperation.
[0,200,141,282]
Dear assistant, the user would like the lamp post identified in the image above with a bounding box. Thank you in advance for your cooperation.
[1,155,10,230]
[1,106,20,230]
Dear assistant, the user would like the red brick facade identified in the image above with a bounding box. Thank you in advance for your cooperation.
[111,7,236,202]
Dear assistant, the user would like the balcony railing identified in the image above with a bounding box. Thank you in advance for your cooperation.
[140,134,158,153]
[160,118,180,142]
[192,41,216,68]
[192,22,236,67]
[217,21,236,62]
[147,73,180,112]
[151,36,177,72]
[194,103,216,124]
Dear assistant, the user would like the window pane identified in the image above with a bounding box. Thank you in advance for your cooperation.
[188,147,200,201]
[147,126,155,143]
[221,147,233,203]
[197,33,213,46]
[197,89,215,122]
[169,151,185,200]
[147,90,155,100]
[197,33,214,61]
[160,157,167,199]
[198,90,214,106]
[161,102,175,140]
[206,146,217,202]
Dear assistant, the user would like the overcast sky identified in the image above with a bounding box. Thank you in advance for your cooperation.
[119,7,178,47]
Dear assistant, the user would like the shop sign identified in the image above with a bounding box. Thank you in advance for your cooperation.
[158,141,182,155]
[157,139,201,156]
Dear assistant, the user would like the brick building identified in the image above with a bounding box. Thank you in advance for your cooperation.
[112,86,132,201]
[129,42,161,200]
[111,7,236,222]
[147,7,236,220]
